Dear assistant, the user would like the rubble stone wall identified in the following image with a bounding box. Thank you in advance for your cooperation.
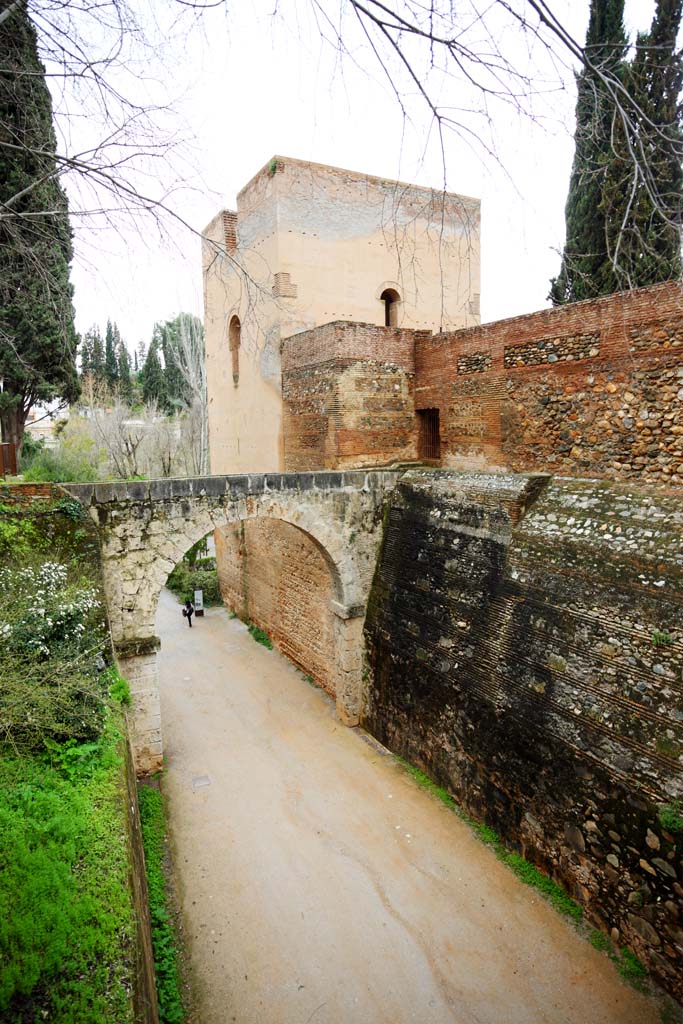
[416,280,683,484]
[364,470,683,1001]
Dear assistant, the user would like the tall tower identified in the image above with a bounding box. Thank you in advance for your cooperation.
[203,156,481,474]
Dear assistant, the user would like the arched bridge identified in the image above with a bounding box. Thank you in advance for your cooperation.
[65,470,399,773]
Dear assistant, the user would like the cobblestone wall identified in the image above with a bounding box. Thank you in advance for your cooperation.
[364,471,683,1001]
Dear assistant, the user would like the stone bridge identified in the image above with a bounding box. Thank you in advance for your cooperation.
[65,470,399,773]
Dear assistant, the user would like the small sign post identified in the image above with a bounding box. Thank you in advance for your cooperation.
[194,589,204,617]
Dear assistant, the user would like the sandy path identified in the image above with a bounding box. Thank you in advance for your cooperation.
[156,588,659,1024]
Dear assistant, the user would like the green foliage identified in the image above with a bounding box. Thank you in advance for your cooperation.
[618,948,648,988]
[141,338,167,408]
[166,563,221,605]
[109,671,132,707]
[20,432,46,467]
[138,786,185,1024]
[551,0,683,302]
[657,800,683,833]
[104,320,120,389]
[590,929,611,952]
[0,560,109,752]
[0,3,79,451]
[247,621,273,649]
[23,446,99,483]
[652,629,674,647]
[397,758,582,920]
[0,719,135,1022]
[268,157,278,176]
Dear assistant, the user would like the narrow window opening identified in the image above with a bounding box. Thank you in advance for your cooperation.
[417,408,441,462]
[229,315,241,385]
[380,288,400,327]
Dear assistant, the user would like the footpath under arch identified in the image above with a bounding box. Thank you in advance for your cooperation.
[65,471,398,773]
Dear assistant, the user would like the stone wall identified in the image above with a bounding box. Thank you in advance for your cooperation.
[282,321,427,470]
[280,281,683,484]
[363,470,683,1000]
[216,518,337,694]
[416,280,683,484]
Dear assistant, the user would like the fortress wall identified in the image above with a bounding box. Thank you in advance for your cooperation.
[416,280,683,484]
[364,470,683,1000]
[216,518,337,694]
[282,322,426,469]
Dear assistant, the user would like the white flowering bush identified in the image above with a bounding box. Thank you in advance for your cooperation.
[0,561,109,751]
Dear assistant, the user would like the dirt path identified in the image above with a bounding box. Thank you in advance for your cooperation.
[156,588,659,1024]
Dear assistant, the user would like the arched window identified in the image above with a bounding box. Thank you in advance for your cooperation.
[229,315,241,385]
[380,288,400,327]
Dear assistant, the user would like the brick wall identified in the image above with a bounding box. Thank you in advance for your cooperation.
[216,519,337,694]
[281,282,683,485]
[282,321,428,470]
[417,280,683,485]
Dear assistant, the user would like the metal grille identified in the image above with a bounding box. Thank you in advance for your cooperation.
[417,409,441,461]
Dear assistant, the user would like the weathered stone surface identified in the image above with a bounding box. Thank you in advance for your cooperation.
[363,470,683,1003]
[65,471,399,769]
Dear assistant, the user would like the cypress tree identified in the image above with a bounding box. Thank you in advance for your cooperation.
[104,320,120,388]
[0,1,79,452]
[90,328,105,382]
[601,0,683,288]
[141,338,166,407]
[117,340,133,405]
[550,0,628,304]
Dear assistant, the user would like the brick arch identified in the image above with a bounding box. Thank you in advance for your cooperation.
[63,471,399,773]
[144,499,351,641]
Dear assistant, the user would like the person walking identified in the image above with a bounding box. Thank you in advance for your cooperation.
[183,598,195,628]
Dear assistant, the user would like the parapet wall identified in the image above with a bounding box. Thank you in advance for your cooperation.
[363,471,683,1000]
[418,279,683,484]
[282,281,683,485]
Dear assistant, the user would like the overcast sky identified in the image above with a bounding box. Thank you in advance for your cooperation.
[56,0,657,352]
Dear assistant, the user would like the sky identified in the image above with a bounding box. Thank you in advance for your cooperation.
[49,0,658,353]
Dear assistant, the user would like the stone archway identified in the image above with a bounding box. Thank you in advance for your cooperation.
[64,471,399,772]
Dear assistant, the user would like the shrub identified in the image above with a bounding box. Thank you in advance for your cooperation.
[23,446,99,483]
[166,563,221,605]
[0,561,109,752]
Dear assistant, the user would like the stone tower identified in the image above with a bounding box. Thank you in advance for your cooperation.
[202,156,481,474]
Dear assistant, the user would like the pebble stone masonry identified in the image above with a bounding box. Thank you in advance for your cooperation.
[64,471,399,774]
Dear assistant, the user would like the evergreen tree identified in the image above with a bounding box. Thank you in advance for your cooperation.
[117,340,134,405]
[601,0,683,289]
[550,0,628,304]
[80,332,93,376]
[0,1,79,453]
[157,317,192,411]
[90,328,105,382]
[104,320,120,388]
[140,338,166,407]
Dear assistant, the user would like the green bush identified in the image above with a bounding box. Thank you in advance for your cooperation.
[0,561,109,752]
[166,563,221,605]
[0,718,135,1021]
[23,446,99,483]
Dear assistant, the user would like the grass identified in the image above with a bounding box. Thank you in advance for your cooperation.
[0,713,136,1022]
[247,621,273,649]
[588,931,649,992]
[138,784,185,1024]
[397,757,582,919]
[657,800,683,834]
